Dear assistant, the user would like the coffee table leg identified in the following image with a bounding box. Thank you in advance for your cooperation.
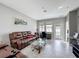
[38,49,40,54]
[38,47,42,54]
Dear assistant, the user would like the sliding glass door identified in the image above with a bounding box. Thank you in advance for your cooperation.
[54,25,62,39]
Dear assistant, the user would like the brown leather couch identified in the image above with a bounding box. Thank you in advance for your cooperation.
[9,31,37,50]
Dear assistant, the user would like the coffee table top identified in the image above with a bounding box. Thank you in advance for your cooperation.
[32,38,45,46]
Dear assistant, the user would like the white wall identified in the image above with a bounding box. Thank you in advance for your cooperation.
[69,10,78,37]
[0,4,37,45]
[77,9,79,33]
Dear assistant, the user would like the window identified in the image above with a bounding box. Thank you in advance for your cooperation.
[39,25,45,32]
[46,25,52,32]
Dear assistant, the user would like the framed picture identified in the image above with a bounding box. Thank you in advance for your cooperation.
[15,18,27,25]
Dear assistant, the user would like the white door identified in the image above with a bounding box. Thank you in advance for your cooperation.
[54,25,62,40]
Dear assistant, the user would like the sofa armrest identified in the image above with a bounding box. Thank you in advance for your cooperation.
[0,44,8,49]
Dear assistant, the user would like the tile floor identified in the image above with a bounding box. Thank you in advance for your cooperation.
[21,39,76,58]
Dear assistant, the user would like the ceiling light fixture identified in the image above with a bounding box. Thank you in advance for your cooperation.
[58,6,63,9]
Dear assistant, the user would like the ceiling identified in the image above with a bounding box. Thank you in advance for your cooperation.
[0,0,79,20]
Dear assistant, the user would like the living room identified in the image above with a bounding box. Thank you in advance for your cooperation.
[0,0,79,58]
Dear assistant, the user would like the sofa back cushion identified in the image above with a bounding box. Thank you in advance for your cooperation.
[26,34,33,39]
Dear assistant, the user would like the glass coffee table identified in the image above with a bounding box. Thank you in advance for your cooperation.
[31,38,46,54]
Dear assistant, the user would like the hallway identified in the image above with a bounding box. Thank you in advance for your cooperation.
[21,39,76,58]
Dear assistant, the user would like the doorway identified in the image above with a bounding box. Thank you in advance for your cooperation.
[54,25,62,40]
